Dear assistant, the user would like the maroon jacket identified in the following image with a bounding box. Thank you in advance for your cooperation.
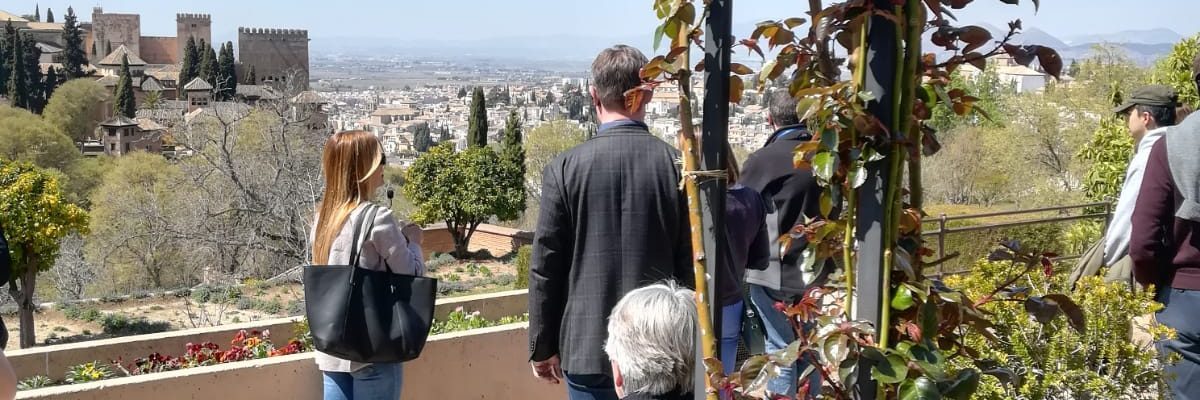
[1130,139,1200,290]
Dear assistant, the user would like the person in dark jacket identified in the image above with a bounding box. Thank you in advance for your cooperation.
[738,89,825,398]
[528,45,693,400]
[1130,110,1200,400]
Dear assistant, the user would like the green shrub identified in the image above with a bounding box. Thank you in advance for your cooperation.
[254,300,283,315]
[190,286,214,303]
[64,362,113,384]
[426,253,457,272]
[223,286,243,303]
[446,273,462,282]
[18,375,55,390]
[286,300,306,316]
[99,314,171,336]
[473,249,494,260]
[515,245,531,289]
[1061,220,1104,257]
[945,259,1168,399]
[236,297,255,310]
[430,308,528,335]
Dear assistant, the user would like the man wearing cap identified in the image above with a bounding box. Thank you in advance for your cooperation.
[1131,83,1200,397]
[1102,86,1178,273]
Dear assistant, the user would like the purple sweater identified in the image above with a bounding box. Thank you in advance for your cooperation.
[1130,139,1200,290]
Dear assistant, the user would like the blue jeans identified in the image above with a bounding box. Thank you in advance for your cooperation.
[565,373,619,400]
[720,300,744,375]
[1157,288,1200,400]
[748,284,819,398]
[322,363,404,400]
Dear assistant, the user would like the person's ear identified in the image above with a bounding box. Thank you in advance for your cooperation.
[612,361,625,398]
[590,86,602,110]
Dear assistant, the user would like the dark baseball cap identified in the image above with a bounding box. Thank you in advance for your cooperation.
[1114,85,1179,114]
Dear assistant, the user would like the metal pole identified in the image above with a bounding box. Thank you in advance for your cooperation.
[695,0,732,398]
[937,213,947,276]
[853,0,899,398]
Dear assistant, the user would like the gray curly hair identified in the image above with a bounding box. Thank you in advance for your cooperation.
[604,281,696,396]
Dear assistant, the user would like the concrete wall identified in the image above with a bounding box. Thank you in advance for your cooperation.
[17,324,560,400]
[10,290,530,382]
[237,28,309,88]
[421,224,533,259]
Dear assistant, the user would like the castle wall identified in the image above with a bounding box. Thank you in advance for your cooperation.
[138,36,178,65]
[90,8,140,58]
[238,27,309,89]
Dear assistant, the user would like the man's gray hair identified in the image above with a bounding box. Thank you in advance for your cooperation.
[604,281,696,396]
[591,45,649,109]
[768,88,800,127]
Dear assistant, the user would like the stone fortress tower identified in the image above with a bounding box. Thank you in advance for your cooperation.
[176,13,212,63]
[89,7,141,61]
[238,27,310,87]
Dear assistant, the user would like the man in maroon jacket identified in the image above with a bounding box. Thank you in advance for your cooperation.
[1130,68,1200,399]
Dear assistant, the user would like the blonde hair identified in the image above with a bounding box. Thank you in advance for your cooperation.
[312,130,383,265]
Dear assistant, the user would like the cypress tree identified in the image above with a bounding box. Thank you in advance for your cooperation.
[23,33,44,113]
[500,110,526,217]
[34,5,40,22]
[413,123,433,152]
[438,126,452,143]
[0,20,12,90]
[247,65,257,85]
[457,87,467,98]
[104,40,112,57]
[62,7,88,75]
[90,40,96,58]
[198,44,216,86]
[46,8,54,23]
[468,87,488,148]
[217,42,236,99]
[7,31,27,109]
[180,36,198,93]
[43,66,58,100]
[113,55,136,118]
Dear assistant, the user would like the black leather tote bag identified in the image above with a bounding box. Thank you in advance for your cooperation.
[304,203,438,363]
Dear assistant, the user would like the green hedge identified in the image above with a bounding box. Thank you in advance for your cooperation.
[932,219,1069,274]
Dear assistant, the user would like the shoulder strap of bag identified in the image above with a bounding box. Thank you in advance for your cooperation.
[347,203,381,268]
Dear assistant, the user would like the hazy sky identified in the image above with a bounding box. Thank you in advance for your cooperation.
[18,1,1200,45]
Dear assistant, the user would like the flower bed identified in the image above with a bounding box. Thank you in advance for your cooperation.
[17,309,527,391]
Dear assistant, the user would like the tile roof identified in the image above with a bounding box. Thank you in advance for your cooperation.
[183,77,213,91]
[100,115,139,127]
[97,45,147,66]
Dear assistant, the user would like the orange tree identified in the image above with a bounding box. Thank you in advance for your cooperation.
[640,0,1075,398]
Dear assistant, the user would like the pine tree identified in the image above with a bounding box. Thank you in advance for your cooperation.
[7,31,28,109]
[62,7,90,74]
[34,5,40,22]
[198,44,217,87]
[468,87,488,148]
[23,33,44,113]
[46,8,53,23]
[113,55,136,118]
[180,36,198,93]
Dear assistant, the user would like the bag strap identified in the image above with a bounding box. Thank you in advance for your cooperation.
[347,203,381,268]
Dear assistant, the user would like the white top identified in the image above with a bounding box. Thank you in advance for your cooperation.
[311,202,425,372]
[1103,127,1169,266]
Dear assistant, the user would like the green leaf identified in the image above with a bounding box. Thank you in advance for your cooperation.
[776,340,802,365]
[654,24,666,51]
[871,353,909,384]
[900,377,943,400]
[920,300,939,341]
[820,192,833,218]
[737,355,769,387]
[784,17,807,29]
[813,151,836,182]
[940,369,981,400]
[909,345,946,380]
[675,2,696,26]
[891,286,916,311]
[822,335,850,365]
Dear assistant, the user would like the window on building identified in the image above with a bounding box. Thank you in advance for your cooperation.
[109,143,115,151]
[124,143,130,153]
[107,128,116,137]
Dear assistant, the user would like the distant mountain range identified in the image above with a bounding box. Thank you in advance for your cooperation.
[972,23,1183,66]
[311,23,1191,69]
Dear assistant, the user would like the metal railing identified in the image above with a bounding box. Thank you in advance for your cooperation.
[921,202,1113,275]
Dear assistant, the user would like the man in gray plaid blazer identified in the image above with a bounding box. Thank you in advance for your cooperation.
[528,45,693,400]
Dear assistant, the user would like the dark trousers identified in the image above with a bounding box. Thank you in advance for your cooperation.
[1157,287,1200,400]
[565,373,618,400]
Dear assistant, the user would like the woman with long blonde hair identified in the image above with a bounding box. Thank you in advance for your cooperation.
[310,130,424,400]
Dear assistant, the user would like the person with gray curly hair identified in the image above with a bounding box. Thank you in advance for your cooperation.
[604,282,696,400]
